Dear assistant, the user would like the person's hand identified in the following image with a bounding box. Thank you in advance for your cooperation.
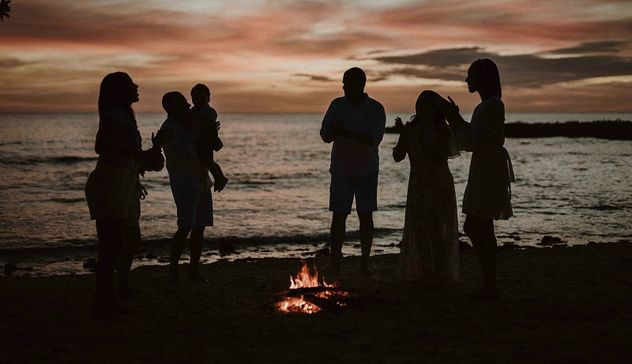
[215,120,221,132]
[394,117,405,133]
[447,96,459,113]
[435,94,460,122]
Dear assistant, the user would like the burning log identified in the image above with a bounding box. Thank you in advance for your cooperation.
[275,286,342,296]
[274,260,356,314]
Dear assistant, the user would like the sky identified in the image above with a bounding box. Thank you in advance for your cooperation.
[1,0,631,113]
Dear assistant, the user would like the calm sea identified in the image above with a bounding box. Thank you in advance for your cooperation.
[1,112,631,275]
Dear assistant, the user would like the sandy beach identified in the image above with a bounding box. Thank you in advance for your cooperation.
[1,242,631,363]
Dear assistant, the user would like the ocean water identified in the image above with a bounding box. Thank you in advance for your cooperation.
[1,112,631,275]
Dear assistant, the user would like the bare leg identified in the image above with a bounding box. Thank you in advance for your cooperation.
[328,213,348,274]
[464,215,484,277]
[464,215,498,297]
[189,226,207,282]
[482,218,498,292]
[117,224,140,297]
[95,218,125,317]
[358,211,374,273]
[169,227,191,281]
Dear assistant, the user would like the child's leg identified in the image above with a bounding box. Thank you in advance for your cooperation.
[209,161,228,192]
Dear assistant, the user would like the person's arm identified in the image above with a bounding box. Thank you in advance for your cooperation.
[208,108,223,151]
[371,103,386,147]
[151,126,172,150]
[437,96,504,152]
[436,95,467,126]
[392,117,407,162]
[211,121,223,151]
[320,101,337,143]
[455,100,504,151]
[334,104,386,147]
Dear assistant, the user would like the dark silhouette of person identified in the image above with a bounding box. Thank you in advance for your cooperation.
[392,90,460,283]
[438,59,515,299]
[190,83,228,192]
[85,72,164,317]
[320,67,386,276]
[0,0,10,23]
[156,91,212,283]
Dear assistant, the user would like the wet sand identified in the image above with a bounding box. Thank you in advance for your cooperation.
[1,242,631,362]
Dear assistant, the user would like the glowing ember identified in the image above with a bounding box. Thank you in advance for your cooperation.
[275,260,353,314]
[275,295,321,314]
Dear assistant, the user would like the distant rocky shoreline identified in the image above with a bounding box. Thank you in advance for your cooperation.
[385,120,632,140]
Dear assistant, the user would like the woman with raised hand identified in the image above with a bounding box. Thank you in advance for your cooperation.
[85,72,163,317]
[393,90,460,284]
[438,58,514,300]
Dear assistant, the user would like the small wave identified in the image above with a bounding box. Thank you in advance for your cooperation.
[50,197,86,204]
[0,156,97,166]
[0,141,23,146]
[381,202,407,209]
[581,204,628,211]
[0,241,98,257]
[236,180,276,186]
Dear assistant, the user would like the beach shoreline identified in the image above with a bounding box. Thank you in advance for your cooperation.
[3,232,628,277]
[1,242,630,362]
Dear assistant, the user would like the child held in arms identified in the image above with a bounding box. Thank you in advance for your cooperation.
[190,83,228,192]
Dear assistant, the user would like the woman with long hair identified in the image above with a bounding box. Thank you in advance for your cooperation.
[393,90,460,283]
[439,59,514,299]
[85,72,163,317]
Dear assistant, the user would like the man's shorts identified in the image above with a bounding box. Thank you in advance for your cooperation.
[171,186,213,228]
[329,172,378,214]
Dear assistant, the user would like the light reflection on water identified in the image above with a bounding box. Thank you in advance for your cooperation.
[0,112,631,274]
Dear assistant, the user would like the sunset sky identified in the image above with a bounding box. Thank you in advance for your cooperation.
[1,0,631,113]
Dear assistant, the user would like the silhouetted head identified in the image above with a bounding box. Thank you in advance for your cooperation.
[162,91,191,122]
[98,72,138,117]
[342,67,366,102]
[415,90,446,128]
[466,59,502,99]
[191,83,211,106]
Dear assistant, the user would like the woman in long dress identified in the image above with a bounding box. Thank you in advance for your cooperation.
[393,90,459,283]
[439,58,514,299]
[85,72,163,317]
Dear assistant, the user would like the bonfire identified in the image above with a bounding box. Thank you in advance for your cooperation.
[274,260,355,314]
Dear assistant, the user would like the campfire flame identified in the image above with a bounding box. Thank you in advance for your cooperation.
[288,259,334,289]
[275,260,351,314]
